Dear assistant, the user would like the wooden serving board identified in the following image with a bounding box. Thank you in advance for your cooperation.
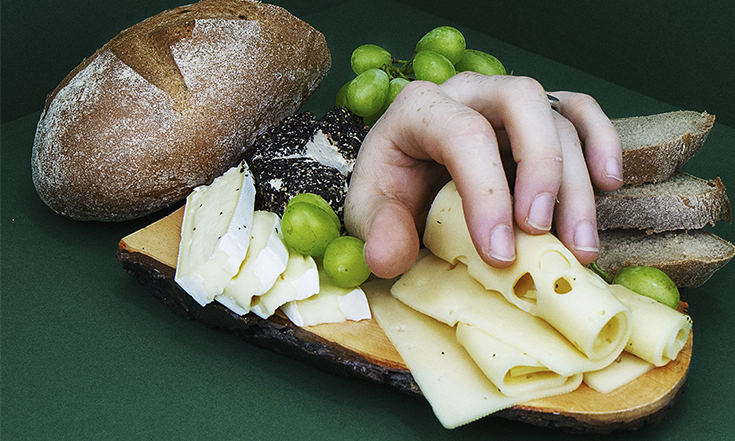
[117,206,692,434]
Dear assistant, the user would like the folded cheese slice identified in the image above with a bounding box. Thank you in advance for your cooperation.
[456,322,577,397]
[216,211,289,315]
[175,162,255,306]
[424,181,631,362]
[281,266,371,327]
[391,253,621,375]
[608,284,692,366]
[365,279,582,429]
[250,248,320,319]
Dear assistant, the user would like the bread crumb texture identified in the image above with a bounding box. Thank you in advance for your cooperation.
[31,0,330,221]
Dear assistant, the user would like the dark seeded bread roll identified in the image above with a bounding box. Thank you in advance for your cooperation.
[613,111,715,185]
[596,171,732,233]
[31,0,331,221]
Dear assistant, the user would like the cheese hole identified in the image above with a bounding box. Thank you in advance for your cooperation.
[538,249,570,273]
[513,272,537,305]
[553,277,573,294]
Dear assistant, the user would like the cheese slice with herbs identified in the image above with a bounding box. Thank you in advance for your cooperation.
[423,181,631,362]
[216,211,289,315]
[391,253,621,376]
[281,266,370,327]
[583,352,654,394]
[608,284,692,366]
[250,248,320,319]
[175,162,255,306]
[365,279,582,429]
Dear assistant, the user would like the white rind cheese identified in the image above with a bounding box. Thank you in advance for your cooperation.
[281,266,370,327]
[365,279,582,429]
[216,211,289,315]
[250,248,320,319]
[423,181,631,362]
[304,130,355,176]
[175,162,255,306]
[608,284,692,366]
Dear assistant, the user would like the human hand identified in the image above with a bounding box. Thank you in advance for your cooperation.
[344,72,623,279]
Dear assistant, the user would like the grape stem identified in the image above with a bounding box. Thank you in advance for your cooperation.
[590,261,613,284]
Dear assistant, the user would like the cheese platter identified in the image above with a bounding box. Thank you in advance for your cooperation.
[117,205,692,434]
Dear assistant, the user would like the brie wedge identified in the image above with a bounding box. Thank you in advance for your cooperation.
[175,162,255,306]
[250,248,320,319]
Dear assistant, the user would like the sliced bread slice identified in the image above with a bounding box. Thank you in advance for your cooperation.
[613,111,715,185]
[596,229,735,288]
[595,171,732,233]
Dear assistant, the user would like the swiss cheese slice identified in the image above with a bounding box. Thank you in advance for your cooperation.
[175,162,255,306]
[365,279,582,429]
[216,211,289,315]
[608,284,692,366]
[391,253,620,375]
[423,181,631,362]
[281,266,370,327]
[250,248,320,319]
[583,352,654,394]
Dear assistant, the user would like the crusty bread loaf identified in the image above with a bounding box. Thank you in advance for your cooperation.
[613,111,715,185]
[31,0,331,221]
[596,171,732,232]
[597,229,735,288]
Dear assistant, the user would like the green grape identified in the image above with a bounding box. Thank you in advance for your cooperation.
[413,50,456,84]
[281,194,341,257]
[415,26,466,64]
[351,44,392,75]
[335,80,351,108]
[612,266,680,309]
[287,193,341,230]
[455,49,506,76]
[346,68,390,117]
[387,77,410,103]
[323,236,371,288]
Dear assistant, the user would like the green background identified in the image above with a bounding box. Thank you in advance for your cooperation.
[2,1,734,440]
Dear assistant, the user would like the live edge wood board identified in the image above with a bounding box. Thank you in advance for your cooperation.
[117,206,692,434]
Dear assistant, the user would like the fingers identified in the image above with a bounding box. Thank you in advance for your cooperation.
[550,114,600,265]
[551,91,623,192]
[441,73,564,236]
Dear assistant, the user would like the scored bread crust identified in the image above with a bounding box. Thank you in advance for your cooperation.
[613,111,715,185]
[31,0,331,221]
[596,171,732,233]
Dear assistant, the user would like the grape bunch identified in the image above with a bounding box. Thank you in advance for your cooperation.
[336,26,506,125]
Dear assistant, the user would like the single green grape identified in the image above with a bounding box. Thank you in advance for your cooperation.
[351,44,392,75]
[281,194,341,257]
[454,49,506,76]
[335,80,351,108]
[346,68,390,117]
[387,77,410,103]
[287,193,341,230]
[612,266,680,309]
[415,26,466,65]
[323,236,371,288]
[413,50,456,84]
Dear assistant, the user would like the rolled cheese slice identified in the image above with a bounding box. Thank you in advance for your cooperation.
[456,322,577,397]
[608,284,692,366]
[391,253,621,375]
[280,267,370,327]
[365,279,582,429]
[250,248,320,319]
[175,162,255,306]
[216,211,289,315]
[424,181,631,361]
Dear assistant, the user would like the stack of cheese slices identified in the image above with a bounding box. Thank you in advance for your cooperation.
[595,111,734,288]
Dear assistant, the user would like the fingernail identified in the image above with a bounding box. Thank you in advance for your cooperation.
[490,224,515,262]
[574,221,599,253]
[605,158,623,182]
[527,193,555,231]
